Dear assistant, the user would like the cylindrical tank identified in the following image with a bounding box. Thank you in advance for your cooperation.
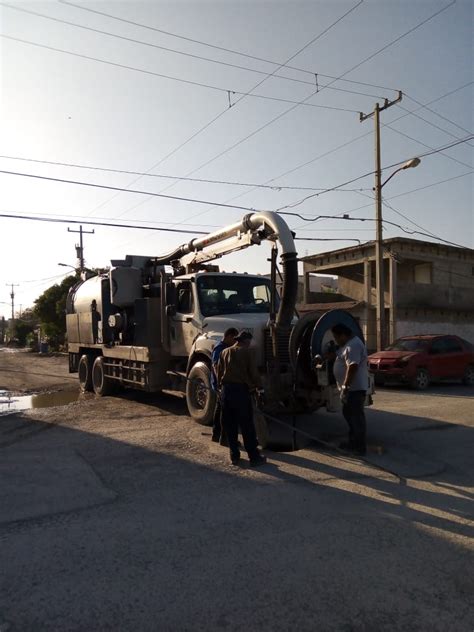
[70,275,107,315]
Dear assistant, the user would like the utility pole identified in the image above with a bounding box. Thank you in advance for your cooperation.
[68,225,94,273]
[360,91,402,351]
[6,283,19,322]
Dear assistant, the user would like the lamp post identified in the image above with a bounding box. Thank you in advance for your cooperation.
[58,262,77,271]
[374,156,421,350]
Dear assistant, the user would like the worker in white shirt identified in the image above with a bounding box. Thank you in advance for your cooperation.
[331,323,369,455]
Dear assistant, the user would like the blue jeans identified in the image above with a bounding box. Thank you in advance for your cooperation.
[221,383,259,459]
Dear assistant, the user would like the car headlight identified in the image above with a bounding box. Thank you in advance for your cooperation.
[395,356,411,368]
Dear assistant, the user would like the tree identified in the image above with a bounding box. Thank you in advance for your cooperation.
[11,320,35,346]
[34,274,79,349]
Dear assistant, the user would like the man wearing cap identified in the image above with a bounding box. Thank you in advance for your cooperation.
[210,327,238,443]
[331,323,369,455]
[216,331,266,467]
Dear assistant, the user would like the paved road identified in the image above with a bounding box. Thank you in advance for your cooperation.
[0,363,473,631]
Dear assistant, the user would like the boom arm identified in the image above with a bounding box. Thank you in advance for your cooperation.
[151,211,298,328]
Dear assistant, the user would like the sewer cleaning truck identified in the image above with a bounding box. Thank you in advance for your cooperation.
[66,211,368,448]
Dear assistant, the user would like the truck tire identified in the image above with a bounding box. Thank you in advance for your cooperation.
[78,354,93,392]
[92,356,116,396]
[186,362,216,426]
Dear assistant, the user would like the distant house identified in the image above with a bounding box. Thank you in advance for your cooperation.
[301,238,474,351]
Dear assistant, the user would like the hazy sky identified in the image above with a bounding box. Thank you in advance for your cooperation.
[0,0,472,314]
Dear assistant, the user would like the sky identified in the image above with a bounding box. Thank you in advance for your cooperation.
[0,0,472,316]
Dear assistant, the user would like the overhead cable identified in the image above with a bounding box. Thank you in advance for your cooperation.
[405,86,474,137]
[0,170,258,211]
[275,136,474,212]
[56,0,417,93]
[154,2,458,229]
[89,1,365,219]
[0,154,369,193]
[0,212,208,234]
[147,0,455,188]
[0,34,359,114]
[1,1,386,100]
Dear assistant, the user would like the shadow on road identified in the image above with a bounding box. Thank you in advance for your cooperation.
[1,395,473,630]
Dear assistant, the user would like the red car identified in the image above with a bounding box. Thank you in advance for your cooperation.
[368,335,474,389]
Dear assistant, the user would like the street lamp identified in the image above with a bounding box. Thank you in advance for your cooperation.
[381,157,421,188]
[374,156,421,351]
[58,262,77,271]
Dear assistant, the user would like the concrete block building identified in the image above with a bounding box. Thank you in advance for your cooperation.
[301,238,474,351]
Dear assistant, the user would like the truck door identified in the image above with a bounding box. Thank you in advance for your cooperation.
[170,281,197,357]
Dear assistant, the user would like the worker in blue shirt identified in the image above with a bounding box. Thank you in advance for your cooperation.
[211,327,238,443]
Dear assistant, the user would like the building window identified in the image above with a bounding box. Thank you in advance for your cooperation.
[414,262,432,284]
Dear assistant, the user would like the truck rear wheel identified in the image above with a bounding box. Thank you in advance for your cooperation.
[78,354,93,392]
[92,356,116,396]
[186,362,216,426]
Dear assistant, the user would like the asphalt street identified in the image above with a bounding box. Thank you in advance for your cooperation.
[0,352,473,631]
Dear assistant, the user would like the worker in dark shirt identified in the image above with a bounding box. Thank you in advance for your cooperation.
[210,327,238,443]
[216,331,266,467]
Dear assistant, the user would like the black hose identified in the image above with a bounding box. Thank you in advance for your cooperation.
[276,252,298,329]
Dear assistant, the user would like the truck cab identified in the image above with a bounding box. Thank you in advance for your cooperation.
[170,272,274,362]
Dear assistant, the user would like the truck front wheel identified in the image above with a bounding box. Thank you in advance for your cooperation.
[186,362,216,426]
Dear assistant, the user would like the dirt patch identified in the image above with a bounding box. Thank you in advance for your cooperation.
[0,348,75,394]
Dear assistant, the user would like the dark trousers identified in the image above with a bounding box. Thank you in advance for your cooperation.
[221,383,259,459]
[342,390,367,449]
[212,399,222,441]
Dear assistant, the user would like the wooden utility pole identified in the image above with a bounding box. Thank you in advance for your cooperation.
[360,91,402,351]
[6,283,19,322]
[68,225,95,273]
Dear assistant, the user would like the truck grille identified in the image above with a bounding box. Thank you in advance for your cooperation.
[264,328,291,367]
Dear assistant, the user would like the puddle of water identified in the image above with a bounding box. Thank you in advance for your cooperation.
[0,390,80,416]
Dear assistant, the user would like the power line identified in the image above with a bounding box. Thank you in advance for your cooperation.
[295,237,362,244]
[385,124,473,171]
[88,1,457,230]
[60,0,398,92]
[160,55,466,231]
[405,86,474,137]
[1,1,387,101]
[0,169,259,211]
[290,170,474,236]
[275,135,474,213]
[0,212,209,234]
[396,103,474,146]
[1,210,471,252]
[290,212,473,250]
[0,34,360,114]
[0,207,221,229]
[97,2,366,221]
[381,197,472,250]
[2,138,469,226]
[227,82,474,197]
[155,1,456,193]
[0,154,368,193]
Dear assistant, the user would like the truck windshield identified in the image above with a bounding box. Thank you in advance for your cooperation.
[197,276,276,316]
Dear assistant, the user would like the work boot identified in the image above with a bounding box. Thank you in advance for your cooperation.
[249,453,267,467]
[230,452,241,466]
